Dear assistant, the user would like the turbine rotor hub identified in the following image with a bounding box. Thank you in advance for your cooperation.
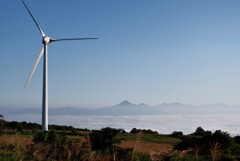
[43,36,51,44]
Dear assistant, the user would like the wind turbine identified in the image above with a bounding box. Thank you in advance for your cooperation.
[22,0,98,131]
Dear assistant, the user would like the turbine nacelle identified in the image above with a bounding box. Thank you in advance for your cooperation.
[43,36,51,45]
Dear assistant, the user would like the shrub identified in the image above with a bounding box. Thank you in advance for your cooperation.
[90,127,122,151]
[174,129,236,158]
[172,131,183,137]
[130,128,158,134]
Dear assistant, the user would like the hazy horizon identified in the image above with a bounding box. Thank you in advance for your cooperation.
[2,100,240,110]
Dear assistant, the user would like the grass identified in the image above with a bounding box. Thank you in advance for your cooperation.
[0,134,32,161]
[0,132,180,159]
[120,133,181,144]
[116,133,181,155]
[0,135,32,144]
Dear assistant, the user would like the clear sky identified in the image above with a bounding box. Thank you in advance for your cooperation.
[1,0,240,108]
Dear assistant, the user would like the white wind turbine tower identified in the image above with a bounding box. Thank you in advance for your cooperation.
[22,0,98,131]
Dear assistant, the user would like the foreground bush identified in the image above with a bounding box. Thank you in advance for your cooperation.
[174,127,238,161]
[29,129,134,161]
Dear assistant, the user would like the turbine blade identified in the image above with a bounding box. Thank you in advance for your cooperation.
[25,46,44,88]
[50,38,98,42]
[21,0,46,37]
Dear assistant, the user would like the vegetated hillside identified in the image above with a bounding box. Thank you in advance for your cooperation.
[2,100,240,116]
[1,119,240,161]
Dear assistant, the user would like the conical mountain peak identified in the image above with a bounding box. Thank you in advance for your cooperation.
[117,100,136,106]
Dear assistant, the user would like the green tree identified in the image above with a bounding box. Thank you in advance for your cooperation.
[0,116,4,135]
[174,129,236,158]
[90,127,123,151]
[172,131,183,137]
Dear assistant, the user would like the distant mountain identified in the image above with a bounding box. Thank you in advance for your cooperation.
[155,103,240,115]
[155,103,195,115]
[95,100,164,115]
[12,108,41,115]
[2,101,240,116]
[116,100,136,107]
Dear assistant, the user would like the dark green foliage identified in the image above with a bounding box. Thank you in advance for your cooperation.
[5,121,20,129]
[172,131,184,137]
[32,131,66,144]
[234,136,240,144]
[1,120,90,136]
[174,127,236,159]
[121,132,181,144]
[192,126,212,136]
[49,124,89,132]
[133,152,152,161]
[0,141,31,161]
[216,156,237,161]
[4,121,41,130]
[114,147,133,160]
[90,127,123,151]
[130,128,159,134]
[193,127,206,136]
[130,128,139,134]
[174,135,199,150]
[169,155,212,161]
[211,130,234,151]
[89,127,138,161]
[0,120,3,136]
[29,131,84,160]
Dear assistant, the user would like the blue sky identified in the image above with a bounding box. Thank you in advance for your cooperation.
[1,0,240,108]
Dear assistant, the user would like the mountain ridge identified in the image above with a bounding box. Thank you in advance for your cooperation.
[2,100,240,116]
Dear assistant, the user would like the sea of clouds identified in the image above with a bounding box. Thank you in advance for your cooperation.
[5,114,240,136]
